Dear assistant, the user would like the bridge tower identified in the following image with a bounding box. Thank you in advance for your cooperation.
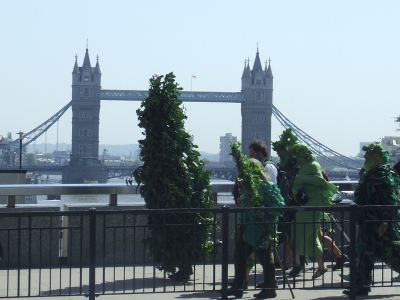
[62,48,107,183]
[240,48,273,155]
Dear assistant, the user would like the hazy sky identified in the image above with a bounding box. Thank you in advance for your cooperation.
[1,1,399,157]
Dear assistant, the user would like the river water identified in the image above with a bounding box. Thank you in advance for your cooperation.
[36,176,234,208]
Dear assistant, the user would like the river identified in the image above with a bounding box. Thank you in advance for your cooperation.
[36,176,234,208]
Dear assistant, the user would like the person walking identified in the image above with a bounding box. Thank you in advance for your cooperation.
[287,143,339,279]
[342,143,400,296]
[249,140,278,184]
[227,146,285,299]
[271,129,304,276]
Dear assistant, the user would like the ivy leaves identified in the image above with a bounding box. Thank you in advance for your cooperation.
[133,73,215,273]
[230,142,263,207]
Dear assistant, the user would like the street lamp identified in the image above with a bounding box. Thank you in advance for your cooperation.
[16,131,24,169]
[103,149,108,166]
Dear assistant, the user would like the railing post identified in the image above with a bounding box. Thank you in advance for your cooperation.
[349,203,357,300]
[109,194,117,206]
[7,195,16,208]
[88,208,96,300]
[221,206,229,300]
[211,192,218,204]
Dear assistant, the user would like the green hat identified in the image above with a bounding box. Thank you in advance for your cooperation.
[287,143,315,162]
[362,142,390,164]
[271,128,299,152]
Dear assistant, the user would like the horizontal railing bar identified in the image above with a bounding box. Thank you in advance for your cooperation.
[0,181,356,196]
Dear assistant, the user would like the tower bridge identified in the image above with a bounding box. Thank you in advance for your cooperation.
[0,48,362,183]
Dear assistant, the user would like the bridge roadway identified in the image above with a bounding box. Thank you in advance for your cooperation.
[6,166,360,182]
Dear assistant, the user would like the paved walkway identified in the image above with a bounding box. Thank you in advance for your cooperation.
[2,263,400,300]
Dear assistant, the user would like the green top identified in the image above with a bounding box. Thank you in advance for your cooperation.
[292,160,338,207]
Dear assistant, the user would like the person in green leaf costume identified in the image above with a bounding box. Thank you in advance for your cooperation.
[271,128,304,276]
[343,143,400,296]
[288,143,339,279]
[228,142,285,299]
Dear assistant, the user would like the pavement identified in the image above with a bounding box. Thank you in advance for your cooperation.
[3,263,400,300]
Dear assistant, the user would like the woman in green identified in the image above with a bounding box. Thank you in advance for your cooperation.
[288,143,339,278]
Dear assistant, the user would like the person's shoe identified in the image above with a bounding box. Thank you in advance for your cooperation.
[217,287,243,298]
[312,266,328,279]
[229,281,248,290]
[332,254,349,271]
[342,287,370,296]
[253,289,277,299]
[227,287,244,298]
[288,266,304,277]
[168,269,193,280]
[256,280,278,289]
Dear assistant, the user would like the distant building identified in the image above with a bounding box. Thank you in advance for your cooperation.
[219,133,237,165]
[133,150,141,161]
[380,136,400,163]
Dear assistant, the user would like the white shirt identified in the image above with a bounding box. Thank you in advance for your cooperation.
[264,163,278,183]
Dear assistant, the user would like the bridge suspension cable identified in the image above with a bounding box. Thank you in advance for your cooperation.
[272,105,362,170]
[0,101,72,162]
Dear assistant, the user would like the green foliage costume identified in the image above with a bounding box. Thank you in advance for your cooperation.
[133,73,215,275]
[354,143,400,288]
[231,143,285,244]
[271,128,299,206]
[288,143,339,257]
[230,143,285,293]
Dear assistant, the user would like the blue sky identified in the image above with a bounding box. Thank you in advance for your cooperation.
[1,1,399,156]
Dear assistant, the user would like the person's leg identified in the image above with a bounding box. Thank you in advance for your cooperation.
[312,255,327,278]
[284,244,293,267]
[245,251,256,284]
[318,229,348,270]
[254,244,277,299]
[233,233,254,290]
[343,232,373,296]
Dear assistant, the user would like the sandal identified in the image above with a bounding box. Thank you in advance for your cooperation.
[312,266,328,279]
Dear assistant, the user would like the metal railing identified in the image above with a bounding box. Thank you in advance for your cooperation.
[1,181,398,300]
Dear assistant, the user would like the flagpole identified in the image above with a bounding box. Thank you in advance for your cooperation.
[191,75,192,91]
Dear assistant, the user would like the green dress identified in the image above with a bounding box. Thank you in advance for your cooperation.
[290,161,338,256]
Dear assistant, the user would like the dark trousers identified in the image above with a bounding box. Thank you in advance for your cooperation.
[233,230,275,289]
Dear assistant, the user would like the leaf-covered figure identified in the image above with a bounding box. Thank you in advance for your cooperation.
[230,142,285,246]
[133,73,216,277]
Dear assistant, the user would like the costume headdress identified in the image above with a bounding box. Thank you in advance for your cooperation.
[271,128,298,152]
[287,143,315,162]
[362,142,390,164]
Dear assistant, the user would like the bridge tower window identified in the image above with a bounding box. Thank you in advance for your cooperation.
[79,129,93,137]
[251,132,265,140]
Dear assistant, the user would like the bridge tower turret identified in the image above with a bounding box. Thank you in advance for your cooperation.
[240,48,274,155]
[64,48,106,183]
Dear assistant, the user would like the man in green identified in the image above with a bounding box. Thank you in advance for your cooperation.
[343,143,400,296]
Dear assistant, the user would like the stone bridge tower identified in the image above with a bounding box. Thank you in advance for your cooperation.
[241,49,273,156]
[62,48,107,183]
